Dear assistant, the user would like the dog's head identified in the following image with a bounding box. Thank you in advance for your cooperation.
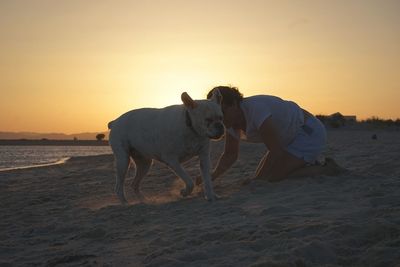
[181,90,225,140]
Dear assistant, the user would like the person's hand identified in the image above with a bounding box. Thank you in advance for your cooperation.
[241,177,253,185]
[242,176,264,185]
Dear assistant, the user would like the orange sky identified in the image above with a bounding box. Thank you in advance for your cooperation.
[1,0,399,134]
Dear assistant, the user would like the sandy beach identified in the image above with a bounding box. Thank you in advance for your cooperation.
[1,129,400,267]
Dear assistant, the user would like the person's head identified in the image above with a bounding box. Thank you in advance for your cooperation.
[207,86,244,129]
[207,86,243,108]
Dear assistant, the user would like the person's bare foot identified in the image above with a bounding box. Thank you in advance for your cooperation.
[324,157,347,175]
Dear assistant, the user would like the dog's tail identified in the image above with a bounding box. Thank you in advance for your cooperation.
[107,120,114,130]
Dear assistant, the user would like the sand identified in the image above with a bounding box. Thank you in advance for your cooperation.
[1,129,400,267]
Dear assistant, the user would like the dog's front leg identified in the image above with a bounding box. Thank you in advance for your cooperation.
[165,160,194,197]
[199,148,217,201]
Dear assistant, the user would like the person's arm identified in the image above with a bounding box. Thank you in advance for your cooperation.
[196,131,239,185]
[211,131,240,181]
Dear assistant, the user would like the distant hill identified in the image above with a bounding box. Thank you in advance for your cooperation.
[0,131,109,140]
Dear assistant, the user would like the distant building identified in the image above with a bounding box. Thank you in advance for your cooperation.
[343,115,357,123]
[325,112,357,128]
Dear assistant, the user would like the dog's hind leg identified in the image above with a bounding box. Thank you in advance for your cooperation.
[114,149,130,205]
[131,155,152,201]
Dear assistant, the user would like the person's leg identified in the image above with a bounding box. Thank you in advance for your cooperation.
[263,150,306,182]
[244,149,307,184]
[255,152,344,183]
[255,115,344,182]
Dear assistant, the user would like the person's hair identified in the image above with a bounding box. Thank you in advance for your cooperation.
[207,86,243,106]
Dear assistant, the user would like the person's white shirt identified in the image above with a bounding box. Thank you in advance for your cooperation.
[228,95,304,145]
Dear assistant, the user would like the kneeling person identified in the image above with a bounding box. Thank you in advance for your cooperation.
[204,86,341,184]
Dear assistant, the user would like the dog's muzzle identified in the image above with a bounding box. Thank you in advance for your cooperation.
[209,122,225,140]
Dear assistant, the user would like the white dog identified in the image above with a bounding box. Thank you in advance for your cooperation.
[108,90,225,204]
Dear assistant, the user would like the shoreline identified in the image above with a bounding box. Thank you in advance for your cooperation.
[0,154,113,173]
[0,157,71,172]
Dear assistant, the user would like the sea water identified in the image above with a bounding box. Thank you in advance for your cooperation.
[0,146,112,171]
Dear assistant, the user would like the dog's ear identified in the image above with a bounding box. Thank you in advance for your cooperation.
[181,92,197,109]
[210,89,223,105]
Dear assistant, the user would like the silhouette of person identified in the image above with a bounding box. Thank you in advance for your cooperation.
[202,86,342,184]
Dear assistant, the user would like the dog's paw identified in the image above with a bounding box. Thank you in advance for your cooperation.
[134,192,147,203]
[180,186,194,197]
[204,193,220,202]
[116,193,129,205]
[118,198,129,206]
[180,188,188,197]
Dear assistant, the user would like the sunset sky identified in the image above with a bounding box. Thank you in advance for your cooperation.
[1,0,399,134]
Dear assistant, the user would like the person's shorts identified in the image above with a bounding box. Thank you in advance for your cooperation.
[285,116,327,164]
